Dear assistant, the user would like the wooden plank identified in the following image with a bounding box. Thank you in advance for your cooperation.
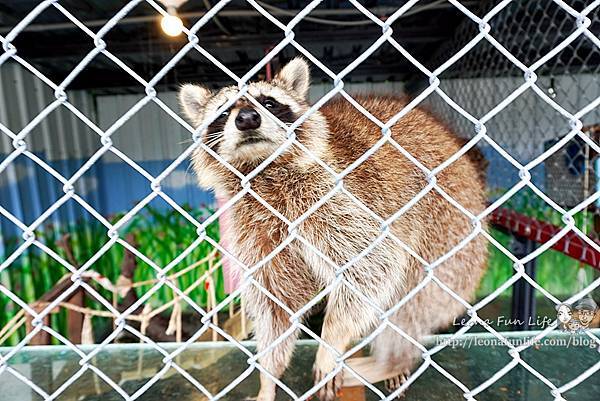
[340,350,365,401]
[343,356,404,387]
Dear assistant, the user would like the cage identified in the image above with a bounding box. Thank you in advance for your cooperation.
[1,1,600,401]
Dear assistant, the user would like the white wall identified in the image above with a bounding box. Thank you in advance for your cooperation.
[0,63,95,160]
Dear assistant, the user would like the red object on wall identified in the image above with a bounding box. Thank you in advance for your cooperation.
[490,208,600,270]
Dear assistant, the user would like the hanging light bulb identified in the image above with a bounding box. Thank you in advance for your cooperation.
[547,77,557,99]
[161,6,183,37]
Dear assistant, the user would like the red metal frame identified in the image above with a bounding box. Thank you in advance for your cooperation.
[490,208,600,270]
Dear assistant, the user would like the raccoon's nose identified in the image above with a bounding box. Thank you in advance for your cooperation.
[235,108,261,131]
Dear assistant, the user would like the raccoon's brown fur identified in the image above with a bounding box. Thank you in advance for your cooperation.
[179,58,488,401]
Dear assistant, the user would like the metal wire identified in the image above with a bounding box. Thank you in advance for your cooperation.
[1,1,600,401]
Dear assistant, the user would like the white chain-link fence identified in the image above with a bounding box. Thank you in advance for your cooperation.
[1,1,600,401]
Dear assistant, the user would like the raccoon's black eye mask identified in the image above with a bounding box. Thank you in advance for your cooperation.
[256,95,296,124]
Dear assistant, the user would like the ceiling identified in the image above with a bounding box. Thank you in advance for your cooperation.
[0,0,598,95]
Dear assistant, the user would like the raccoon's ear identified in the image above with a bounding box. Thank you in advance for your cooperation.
[275,58,310,100]
[179,84,212,122]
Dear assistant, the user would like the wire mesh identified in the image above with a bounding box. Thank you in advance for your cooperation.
[1,1,600,401]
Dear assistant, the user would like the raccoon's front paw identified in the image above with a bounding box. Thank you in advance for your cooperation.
[313,366,343,401]
[313,345,343,401]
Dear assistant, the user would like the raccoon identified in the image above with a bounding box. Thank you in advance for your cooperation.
[179,58,488,401]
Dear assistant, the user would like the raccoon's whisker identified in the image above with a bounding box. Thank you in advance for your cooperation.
[179,131,225,145]
[203,131,224,140]
[202,135,225,144]
[205,137,225,148]
[203,137,223,144]
[205,136,223,145]
[205,133,225,142]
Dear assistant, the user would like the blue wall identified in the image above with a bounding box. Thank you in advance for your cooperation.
[0,153,214,238]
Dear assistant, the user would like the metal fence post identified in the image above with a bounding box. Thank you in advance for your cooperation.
[511,235,537,331]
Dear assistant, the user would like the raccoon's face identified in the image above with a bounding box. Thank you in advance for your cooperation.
[179,58,313,167]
